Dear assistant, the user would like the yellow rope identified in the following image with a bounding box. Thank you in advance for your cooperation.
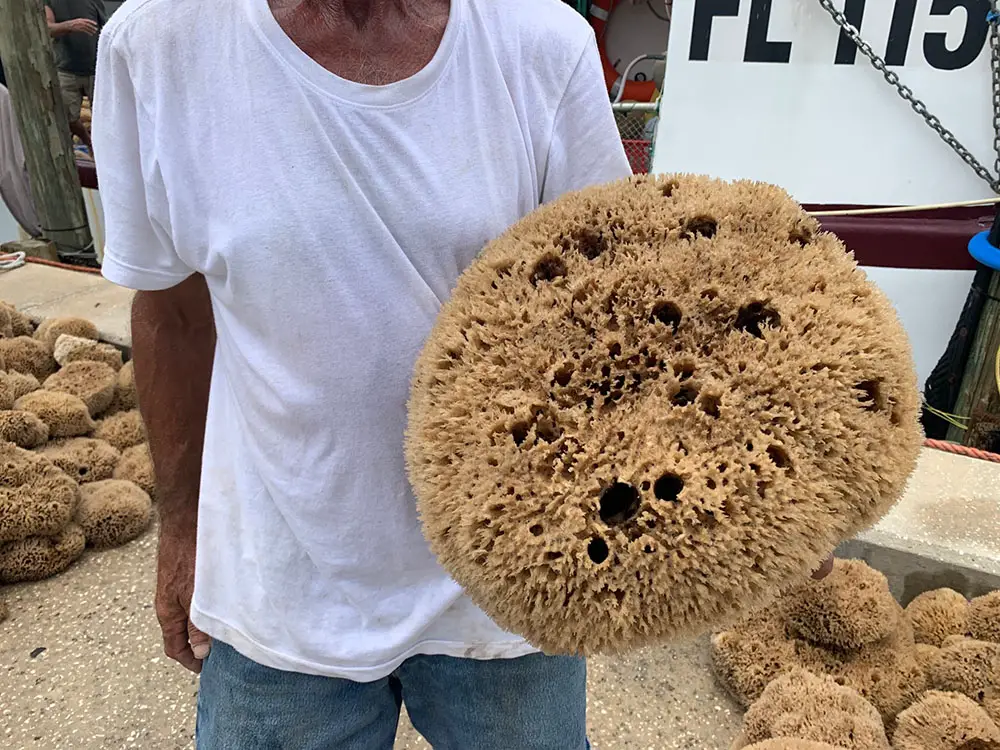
[809,197,998,217]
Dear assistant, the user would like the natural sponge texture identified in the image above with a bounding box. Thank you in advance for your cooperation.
[14,390,94,438]
[111,360,136,412]
[0,370,40,400]
[0,409,49,448]
[0,442,80,543]
[0,523,85,583]
[39,438,120,484]
[1,302,34,337]
[927,638,1000,708]
[0,336,56,380]
[970,592,1000,645]
[406,175,922,655]
[906,589,970,647]
[53,334,122,371]
[34,317,98,350]
[740,668,889,749]
[712,560,926,724]
[892,691,1000,750]
[784,559,899,650]
[113,443,156,500]
[76,480,152,549]
[43,360,117,417]
[94,409,145,452]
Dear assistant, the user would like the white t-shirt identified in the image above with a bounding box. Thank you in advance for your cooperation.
[94,0,632,681]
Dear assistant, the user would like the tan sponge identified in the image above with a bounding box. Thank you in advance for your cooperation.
[76,480,152,549]
[739,668,889,749]
[0,442,80,543]
[906,589,971,647]
[0,523,85,583]
[406,175,922,654]
[892,690,1000,750]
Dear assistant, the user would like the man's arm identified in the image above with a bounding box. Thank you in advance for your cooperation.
[132,273,215,672]
[45,5,98,37]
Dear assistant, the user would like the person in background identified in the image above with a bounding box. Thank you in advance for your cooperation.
[0,83,41,239]
[45,0,105,152]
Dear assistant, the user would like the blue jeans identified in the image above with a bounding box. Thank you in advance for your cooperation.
[196,641,589,749]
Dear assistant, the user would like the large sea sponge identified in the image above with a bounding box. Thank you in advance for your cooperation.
[784,559,899,650]
[0,442,80,543]
[0,523,85,583]
[0,409,49,448]
[970,592,1000,645]
[906,589,971,647]
[34,317,98,350]
[892,691,1000,750]
[738,668,889,749]
[406,174,922,655]
[94,409,145,452]
[0,336,56,380]
[76,480,152,549]
[927,638,1000,708]
[14,390,94,438]
[0,370,40,401]
[39,438,121,484]
[113,443,156,500]
[44,360,117,417]
[53,334,123,371]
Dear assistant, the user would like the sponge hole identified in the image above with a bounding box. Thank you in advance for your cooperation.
[672,384,699,407]
[855,380,887,412]
[654,473,684,503]
[766,445,792,470]
[588,537,610,564]
[650,302,682,332]
[530,254,567,285]
[735,302,781,338]
[789,224,814,246]
[553,364,574,387]
[599,482,641,526]
[683,215,717,239]
[700,394,721,418]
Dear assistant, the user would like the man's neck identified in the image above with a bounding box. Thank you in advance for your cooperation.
[268,0,450,85]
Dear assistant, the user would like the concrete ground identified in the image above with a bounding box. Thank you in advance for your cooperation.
[0,524,742,750]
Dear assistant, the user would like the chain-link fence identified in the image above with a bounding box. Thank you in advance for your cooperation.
[613,104,656,174]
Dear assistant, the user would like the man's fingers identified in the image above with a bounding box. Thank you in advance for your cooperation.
[160,616,201,673]
[188,620,212,661]
[811,554,835,580]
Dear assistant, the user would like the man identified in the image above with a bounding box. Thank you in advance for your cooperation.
[0,83,41,238]
[45,0,104,151]
[94,0,829,747]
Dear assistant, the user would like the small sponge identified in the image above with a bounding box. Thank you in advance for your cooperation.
[0,370,40,400]
[34,317,98,350]
[906,589,970,647]
[14,390,94,438]
[0,523,85,583]
[113,443,156,500]
[916,644,941,673]
[39,438,121,484]
[406,175,922,654]
[741,668,888,749]
[892,690,1000,750]
[43,360,117,417]
[927,638,1000,708]
[112,360,136,412]
[784,559,899,649]
[969,592,1000,645]
[0,409,49,448]
[76,480,152,549]
[0,302,35,337]
[94,409,145,452]
[0,442,80,543]
[0,336,56,380]
[53,334,123,371]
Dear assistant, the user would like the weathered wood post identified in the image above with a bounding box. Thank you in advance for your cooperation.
[0,0,92,256]
[948,217,1000,448]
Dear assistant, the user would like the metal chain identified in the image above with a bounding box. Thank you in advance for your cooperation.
[815,0,1000,194]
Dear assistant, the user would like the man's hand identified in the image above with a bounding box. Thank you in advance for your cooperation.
[65,18,98,34]
[156,522,211,673]
[811,553,835,581]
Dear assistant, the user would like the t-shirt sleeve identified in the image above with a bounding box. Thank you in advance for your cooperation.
[93,31,193,291]
[540,33,634,204]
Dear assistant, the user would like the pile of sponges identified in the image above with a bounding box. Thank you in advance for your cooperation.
[716,559,1000,749]
[0,306,155,620]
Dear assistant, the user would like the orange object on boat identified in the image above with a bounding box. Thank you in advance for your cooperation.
[589,0,658,102]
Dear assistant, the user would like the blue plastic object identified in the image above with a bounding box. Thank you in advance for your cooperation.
[970,230,1000,270]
